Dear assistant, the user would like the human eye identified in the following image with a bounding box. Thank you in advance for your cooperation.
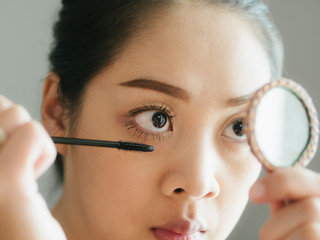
[124,103,175,141]
[221,117,247,144]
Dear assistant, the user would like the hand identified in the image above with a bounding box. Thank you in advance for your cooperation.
[250,167,320,240]
[0,95,66,240]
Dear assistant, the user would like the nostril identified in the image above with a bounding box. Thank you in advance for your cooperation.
[205,191,216,198]
[174,188,184,193]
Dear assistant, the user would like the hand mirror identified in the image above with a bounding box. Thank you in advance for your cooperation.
[246,79,320,171]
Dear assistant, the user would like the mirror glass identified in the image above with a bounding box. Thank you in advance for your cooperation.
[254,87,310,167]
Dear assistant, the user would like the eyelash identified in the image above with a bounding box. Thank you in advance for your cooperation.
[124,103,176,142]
[124,104,248,148]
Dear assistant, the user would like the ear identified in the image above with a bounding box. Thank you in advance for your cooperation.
[41,72,68,156]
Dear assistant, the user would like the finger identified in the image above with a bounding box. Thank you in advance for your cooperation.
[0,94,14,112]
[283,222,320,240]
[0,121,56,181]
[250,168,320,203]
[259,198,320,240]
[32,122,57,178]
[0,105,32,135]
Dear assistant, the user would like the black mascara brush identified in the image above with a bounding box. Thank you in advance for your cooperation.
[52,137,154,152]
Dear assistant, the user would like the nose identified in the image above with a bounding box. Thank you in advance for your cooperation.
[160,134,220,200]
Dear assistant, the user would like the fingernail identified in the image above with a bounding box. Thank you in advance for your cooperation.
[250,181,265,201]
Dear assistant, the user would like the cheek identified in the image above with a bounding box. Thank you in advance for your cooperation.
[220,146,261,203]
[219,138,262,187]
[67,146,159,226]
[214,150,261,238]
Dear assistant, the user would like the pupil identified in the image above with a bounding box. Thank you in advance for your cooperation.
[233,120,244,136]
[152,112,167,128]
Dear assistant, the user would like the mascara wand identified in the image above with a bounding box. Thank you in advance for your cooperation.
[52,137,154,152]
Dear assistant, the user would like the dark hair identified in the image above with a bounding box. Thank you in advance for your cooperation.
[49,0,283,179]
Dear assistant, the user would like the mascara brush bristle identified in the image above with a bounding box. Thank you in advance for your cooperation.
[118,142,154,152]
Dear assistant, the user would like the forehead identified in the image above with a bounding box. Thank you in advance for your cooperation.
[101,3,271,104]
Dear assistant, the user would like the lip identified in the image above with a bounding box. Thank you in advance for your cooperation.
[151,219,207,240]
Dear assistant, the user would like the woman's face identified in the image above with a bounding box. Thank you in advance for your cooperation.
[55,4,271,240]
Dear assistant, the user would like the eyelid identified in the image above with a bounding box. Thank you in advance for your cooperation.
[125,103,176,119]
[221,112,247,130]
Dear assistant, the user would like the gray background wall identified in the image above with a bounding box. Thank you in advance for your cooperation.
[1,1,319,239]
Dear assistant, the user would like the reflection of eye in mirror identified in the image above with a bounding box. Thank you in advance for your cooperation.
[246,79,320,171]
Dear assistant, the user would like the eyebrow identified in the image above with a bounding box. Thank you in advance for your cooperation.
[225,94,252,107]
[119,78,252,107]
[119,79,190,102]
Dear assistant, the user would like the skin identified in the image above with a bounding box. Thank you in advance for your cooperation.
[0,2,319,240]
